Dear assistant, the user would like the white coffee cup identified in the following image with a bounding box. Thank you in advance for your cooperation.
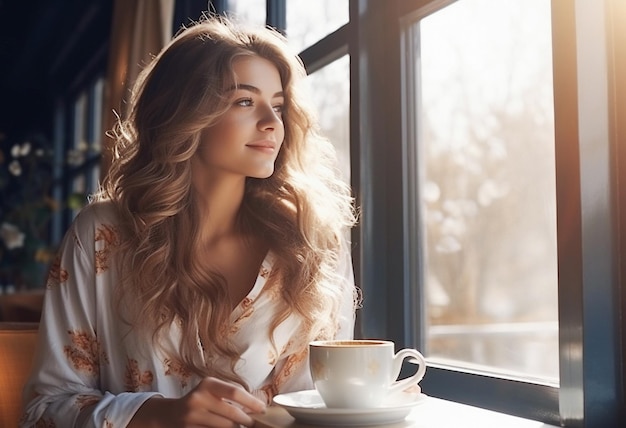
[309,339,426,409]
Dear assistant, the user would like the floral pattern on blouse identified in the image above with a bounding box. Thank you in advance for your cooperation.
[275,348,308,388]
[64,330,109,376]
[258,344,309,403]
[259,382,279,403]
[230,297,255,334]
[164,358,192,389]
[94,224,119,274]
[46,255,69,288]
[267,348,277,366]
[124,358,154,392]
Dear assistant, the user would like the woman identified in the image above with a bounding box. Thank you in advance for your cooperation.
[21,15,357,428]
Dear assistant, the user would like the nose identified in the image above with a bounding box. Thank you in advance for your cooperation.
[258,103,282,132]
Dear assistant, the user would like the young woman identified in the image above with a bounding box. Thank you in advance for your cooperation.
[21,15,357,428]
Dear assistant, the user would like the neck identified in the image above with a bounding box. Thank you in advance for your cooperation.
[193,177,246,245]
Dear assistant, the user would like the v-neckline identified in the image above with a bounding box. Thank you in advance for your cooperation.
[230,251,274,317]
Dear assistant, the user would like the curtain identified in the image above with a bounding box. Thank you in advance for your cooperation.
[100,0,174,178]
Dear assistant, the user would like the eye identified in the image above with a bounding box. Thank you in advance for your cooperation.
[273,104,284,114]
[235,98,253,107]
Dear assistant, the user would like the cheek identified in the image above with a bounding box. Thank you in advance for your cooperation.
[278,120,286,143]
[200,120,234,145]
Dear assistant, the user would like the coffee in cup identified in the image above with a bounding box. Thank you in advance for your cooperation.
[309,339,426,409]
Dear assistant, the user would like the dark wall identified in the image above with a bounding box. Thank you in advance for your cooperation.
[0,0,113,139]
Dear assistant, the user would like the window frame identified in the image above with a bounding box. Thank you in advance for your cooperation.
[51,72,106,244]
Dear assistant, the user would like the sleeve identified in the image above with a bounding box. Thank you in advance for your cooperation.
[20,213,161,428]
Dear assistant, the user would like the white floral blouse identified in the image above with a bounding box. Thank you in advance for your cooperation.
[20,201,356,428]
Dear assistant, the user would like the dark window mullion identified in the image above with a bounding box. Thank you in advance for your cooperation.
[266,0,286,34]
[299,24,348,74]
[350,0,388,341]
[422,365,560,423]
[552,1,622,427]
[351,0,407,346]
[173,0,216,32]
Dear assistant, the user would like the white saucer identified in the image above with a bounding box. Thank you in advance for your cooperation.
[272,389,427,426]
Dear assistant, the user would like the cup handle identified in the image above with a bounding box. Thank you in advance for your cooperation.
[389,348,426,394]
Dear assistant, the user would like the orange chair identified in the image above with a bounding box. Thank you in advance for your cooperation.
[0,291,44,323]
[0,322,39,428]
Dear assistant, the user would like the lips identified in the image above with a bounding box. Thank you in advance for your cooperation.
[246,140,276,152]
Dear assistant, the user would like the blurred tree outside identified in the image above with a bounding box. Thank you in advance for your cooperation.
[418,0,558,380]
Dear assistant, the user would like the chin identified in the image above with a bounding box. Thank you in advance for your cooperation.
[250,169,275,179]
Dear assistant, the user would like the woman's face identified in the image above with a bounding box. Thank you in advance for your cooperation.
[192,55,285,188]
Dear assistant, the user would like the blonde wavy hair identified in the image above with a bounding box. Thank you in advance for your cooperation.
[94,15,356,388]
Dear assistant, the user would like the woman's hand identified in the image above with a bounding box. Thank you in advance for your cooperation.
[128,377,266,427]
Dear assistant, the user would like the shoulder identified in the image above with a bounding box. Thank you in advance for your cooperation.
[70,200,122,241]
[52,201,124,279]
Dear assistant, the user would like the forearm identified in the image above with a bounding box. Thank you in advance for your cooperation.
[21,390,162,428]
[127,397,173,428]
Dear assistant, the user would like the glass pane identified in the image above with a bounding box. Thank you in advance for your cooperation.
[72,91,88,151]
[72,174,86,218]
[412,0,558,382]
[305,55,350,182]
[227,0,266,27]
[89,76,104,154]
[286,0,349,53]
[69,92,88,168]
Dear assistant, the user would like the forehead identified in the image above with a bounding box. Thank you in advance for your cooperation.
[231,55,283,93]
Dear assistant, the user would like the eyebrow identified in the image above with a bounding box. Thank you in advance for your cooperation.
[228,83,284,98]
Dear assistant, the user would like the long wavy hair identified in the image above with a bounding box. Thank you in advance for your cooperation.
[94,15,356,388]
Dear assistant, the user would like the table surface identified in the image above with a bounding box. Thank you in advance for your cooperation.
[253,395,559,428]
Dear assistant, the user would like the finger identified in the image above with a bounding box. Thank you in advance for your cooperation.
[215,399,256,426]
[200,377,266,413]
[186,406,247,428]
[194,398,255,427]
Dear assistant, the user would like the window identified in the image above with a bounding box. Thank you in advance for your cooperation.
[70,90,89,218]
[51,75,105,244]
[411,0,558,383]
[226,0,265,26]
[305,55,351,182]
[68,77,104,212]
[286,0,349,52]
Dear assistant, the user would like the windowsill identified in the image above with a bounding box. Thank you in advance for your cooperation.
[253,394,560,427]
[407,395,559,427]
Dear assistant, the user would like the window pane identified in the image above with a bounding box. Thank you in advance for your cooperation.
[305,55,350,182]
[412,0,558,382]
[227,0,266,27]
[67,91,89,171]
[89,76,104,154]
[286,0,349,53]
[72,91,88,155]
